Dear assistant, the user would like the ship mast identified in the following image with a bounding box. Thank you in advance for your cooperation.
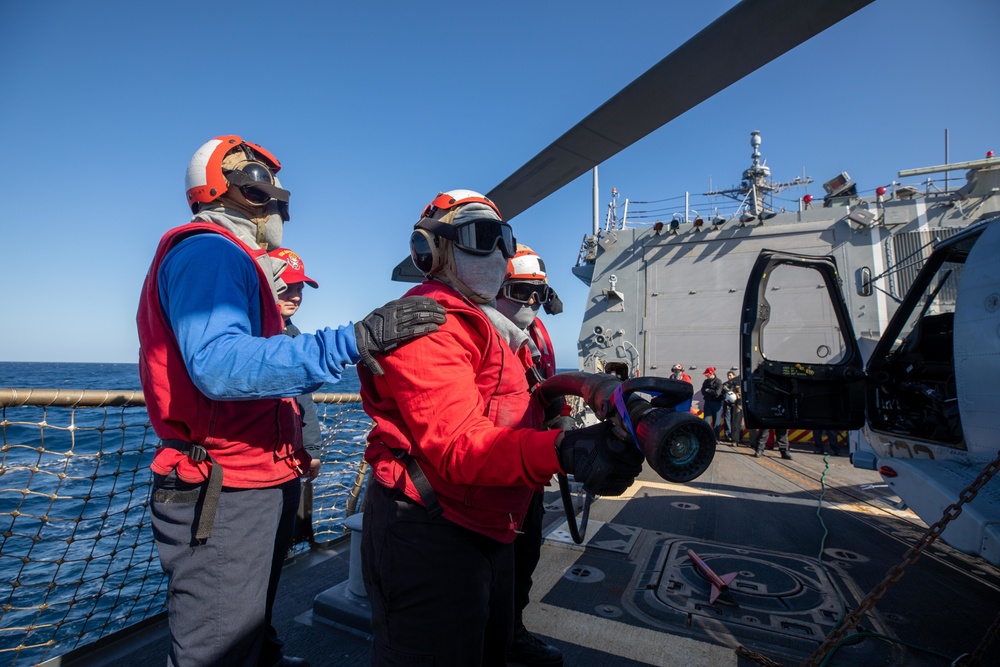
[706,131,811,221]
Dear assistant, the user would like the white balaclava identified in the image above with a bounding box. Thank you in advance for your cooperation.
[495,293,541,330]
[434,200,509,304]
[453,247,508,302]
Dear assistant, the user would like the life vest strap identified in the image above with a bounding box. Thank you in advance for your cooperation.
[391,449,442,519]
[161,439,224,542]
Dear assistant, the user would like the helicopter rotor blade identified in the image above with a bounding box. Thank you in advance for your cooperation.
[487,0,875,221]
[392,0,874,283]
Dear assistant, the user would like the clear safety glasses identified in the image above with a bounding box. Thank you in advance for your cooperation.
[500,281,553,305]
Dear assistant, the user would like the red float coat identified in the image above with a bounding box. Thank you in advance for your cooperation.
[137,223,306,488]
[360,281,562,543]
[528,318,557,380]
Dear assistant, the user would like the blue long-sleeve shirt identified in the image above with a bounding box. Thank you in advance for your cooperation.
[158,234,359,400]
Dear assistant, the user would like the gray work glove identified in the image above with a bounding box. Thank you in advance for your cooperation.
[355,296,446,375]
[556,422,644,497]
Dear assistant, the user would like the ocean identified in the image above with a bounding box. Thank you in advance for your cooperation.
[0,361,363,393]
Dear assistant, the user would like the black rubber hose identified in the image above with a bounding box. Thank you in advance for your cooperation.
[556,473,592,544]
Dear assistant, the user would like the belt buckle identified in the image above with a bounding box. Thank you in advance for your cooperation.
[187,444,209,463]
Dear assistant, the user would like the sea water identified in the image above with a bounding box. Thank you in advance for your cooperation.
[0,361,363,393]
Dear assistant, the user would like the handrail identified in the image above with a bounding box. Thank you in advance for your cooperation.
[0,388,147,407]
[0,388,362,408]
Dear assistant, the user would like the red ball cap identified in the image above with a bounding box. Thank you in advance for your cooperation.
[269,248,318,288]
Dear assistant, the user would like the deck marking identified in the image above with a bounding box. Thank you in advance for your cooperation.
[525,547,737,666]
[615,465,917,522]
[615,477,911,519]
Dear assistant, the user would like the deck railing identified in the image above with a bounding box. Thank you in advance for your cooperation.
[0,389,372,667]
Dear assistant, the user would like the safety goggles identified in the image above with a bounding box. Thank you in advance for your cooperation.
[500,281,553,305]
[224,161,291,220]
[419,218,517,258]
[224,162,276,203]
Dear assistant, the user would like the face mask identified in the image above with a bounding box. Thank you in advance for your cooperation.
[453,247,507,302]
[261,203,284,250]
[495,296,540,330]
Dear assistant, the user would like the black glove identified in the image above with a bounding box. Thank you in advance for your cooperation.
[556,422,643,497]
[544,414,577,431]
[355,296,446,375]
[543,289,563,315]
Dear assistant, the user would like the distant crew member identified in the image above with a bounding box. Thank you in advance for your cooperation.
[700,367,724,438]
[721,370,741,443]
[670,363,694,412]
[269,247,324,548]
[670,363,692,384]
[137,135,445,667]
[269,247,324,480]
[359,189,643,666]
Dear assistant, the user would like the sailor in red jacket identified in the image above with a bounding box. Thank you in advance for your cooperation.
[359,190,643,666]
[495,244,568,667]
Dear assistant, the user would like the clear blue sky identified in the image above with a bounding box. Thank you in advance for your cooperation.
[2,0,998,367]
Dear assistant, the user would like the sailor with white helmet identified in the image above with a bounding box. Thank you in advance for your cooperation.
[359,190,643,666]
[495,244,567,667]
[137,136,445,667]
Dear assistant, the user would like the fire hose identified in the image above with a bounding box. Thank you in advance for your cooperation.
[537,372,718,542]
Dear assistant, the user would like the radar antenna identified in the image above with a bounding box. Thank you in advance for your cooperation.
[706,131,812,221]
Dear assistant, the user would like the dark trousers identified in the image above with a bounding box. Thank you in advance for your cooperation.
[513,490,544,627]
[703,400,723,435]
[151,472,301,667]
[362,482,515,667]
[754,428,789,451]
[723,402,742,441]
[813,430,841,453]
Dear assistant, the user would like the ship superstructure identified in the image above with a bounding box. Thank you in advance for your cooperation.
[574,133,1000,382]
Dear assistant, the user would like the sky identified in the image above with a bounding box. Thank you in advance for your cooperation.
[2,0,998,369]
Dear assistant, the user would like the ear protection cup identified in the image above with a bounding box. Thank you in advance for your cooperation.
[409,229,444,275]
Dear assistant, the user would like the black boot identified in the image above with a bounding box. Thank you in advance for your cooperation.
[753,448,763,458]
[508,624,564,666]
[780,449,793,460]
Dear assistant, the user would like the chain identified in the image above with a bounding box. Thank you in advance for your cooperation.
[965,604,1000,666]
[736,645,788,667]
[801,449,1000,667]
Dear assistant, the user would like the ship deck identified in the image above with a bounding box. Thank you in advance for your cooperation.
[54,440,1000,667]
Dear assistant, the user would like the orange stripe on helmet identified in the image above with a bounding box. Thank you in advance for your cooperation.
[421,191,502,220]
